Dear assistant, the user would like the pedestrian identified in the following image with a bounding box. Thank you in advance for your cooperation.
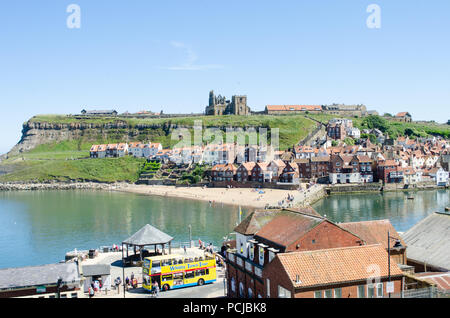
[125,276,130,290]
[115,277,121,294]
[131,272,135,281]
[184,245,187,254]
[155,282,160,297]
[94,280,100,292]
[88,285,95,298]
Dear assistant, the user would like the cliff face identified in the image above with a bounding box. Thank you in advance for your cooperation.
[6,119,181,157]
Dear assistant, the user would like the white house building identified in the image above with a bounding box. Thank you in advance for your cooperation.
[436,167,449,186]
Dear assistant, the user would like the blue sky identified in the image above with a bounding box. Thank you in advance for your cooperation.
[0,0,449,154]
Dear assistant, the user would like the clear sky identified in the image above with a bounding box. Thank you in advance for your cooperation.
[0,0,449,154]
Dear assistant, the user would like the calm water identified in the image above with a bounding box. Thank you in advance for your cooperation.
[313,189,450,232]
[0,189,449,269]
[0,191,247,269]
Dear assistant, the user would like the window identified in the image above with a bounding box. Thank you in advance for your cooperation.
[314,291,322,298]
[248,288,253,298]
[249,244,254,260]
[239,282,245,298]
[196,269,206,277]
[162,274,173,282]
[324,290,332,298]
[358,285,366,298]
[334,288,342,298]
[278,285,291,298]
[377,283,383,298]
[184,271,195,279]
[231,278,236,293]
[152,261,161,268]
[259,247,265,265]
[266,278,270,297]
[71,293,78,298]
[368,284,375,298]
[161,259,172,266]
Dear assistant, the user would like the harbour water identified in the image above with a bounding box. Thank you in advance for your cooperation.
[0,190,248,269]
[0,189,449,269]
[312,188,450,232]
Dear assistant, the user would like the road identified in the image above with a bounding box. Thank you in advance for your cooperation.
[82,249,227,299]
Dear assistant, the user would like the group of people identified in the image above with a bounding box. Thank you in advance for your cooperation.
[198,239,215,253]
[125,272,139,290]
[88,279,103,298]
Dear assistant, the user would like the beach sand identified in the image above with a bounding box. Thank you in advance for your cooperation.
[115,184,306,209]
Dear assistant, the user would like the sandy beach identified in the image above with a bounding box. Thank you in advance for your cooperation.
[115,184,309,209]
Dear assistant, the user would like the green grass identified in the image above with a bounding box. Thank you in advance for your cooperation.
[0,156,145,183]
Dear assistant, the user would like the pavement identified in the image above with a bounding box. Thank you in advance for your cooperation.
[80,248,226,299]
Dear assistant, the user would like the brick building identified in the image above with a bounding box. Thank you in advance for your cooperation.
[236,162,256,183]
[376,160,404,183]
[224,207,408,298]
[225,207,365,298]
[211,163,237,182]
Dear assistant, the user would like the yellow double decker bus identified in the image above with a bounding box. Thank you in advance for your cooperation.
[142,252,216,292]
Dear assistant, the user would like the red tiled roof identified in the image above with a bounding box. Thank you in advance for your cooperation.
[254,212,323,248]
[339,219,406,249]
[266,105,322,112]
[90,145,99,152]
[277,244,404,289]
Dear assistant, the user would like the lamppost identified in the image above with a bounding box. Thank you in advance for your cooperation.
[387,231,403,298]
[56,277,63,299]
[189,224,192,248]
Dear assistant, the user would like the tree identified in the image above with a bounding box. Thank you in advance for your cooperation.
[362,115,389,132]
[344,137,355,146]
[331,140,339,147]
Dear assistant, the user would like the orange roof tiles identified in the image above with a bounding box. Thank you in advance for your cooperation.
[277,244,404,288]
[266,105,322,112]
[339,219,405,250]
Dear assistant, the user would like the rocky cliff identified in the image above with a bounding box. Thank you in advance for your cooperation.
[5,118,184,157]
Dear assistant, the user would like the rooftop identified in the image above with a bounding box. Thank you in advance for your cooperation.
[277,244,403,289]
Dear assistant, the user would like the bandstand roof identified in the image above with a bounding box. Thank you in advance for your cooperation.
[122,224,173,246]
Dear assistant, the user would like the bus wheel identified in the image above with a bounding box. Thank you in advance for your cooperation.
[198,279,205,286]
[163,284,170,291]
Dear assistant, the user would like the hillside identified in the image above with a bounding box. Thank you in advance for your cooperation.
[1,113,448,183]
[0,114,317,183]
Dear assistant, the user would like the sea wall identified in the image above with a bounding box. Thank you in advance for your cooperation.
[0,182,126,191]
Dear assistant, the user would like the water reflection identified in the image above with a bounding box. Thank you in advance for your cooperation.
[313,189,450,232]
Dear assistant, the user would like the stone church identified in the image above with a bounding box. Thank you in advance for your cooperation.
[205,90,251,116]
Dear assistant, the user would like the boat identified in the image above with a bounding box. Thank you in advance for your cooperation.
[407,196,414,200]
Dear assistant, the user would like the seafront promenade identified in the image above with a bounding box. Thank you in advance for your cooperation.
[78,247,226,299]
